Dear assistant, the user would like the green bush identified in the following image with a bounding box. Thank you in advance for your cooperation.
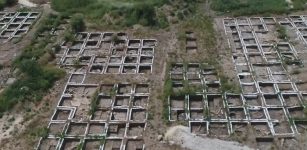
[124,3,157,26]
[70,14,85,32]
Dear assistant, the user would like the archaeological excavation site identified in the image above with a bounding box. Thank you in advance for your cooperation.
[2,0,307,150]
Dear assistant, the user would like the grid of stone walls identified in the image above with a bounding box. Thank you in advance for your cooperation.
[222,17,307,146]
[280,15,307,46]
[36,73,149,150]
[57,32,156,74]
[168,63,235,136]
[0,11,40,41]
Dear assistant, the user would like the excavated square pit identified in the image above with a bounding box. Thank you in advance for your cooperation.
[88,123,106,135]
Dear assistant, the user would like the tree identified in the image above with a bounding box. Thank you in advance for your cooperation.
[70,14,85,33]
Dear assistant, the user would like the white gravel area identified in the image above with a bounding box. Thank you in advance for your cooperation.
[164,126,254,150]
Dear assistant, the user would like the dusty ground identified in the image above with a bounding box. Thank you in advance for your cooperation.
[165,126,252,150]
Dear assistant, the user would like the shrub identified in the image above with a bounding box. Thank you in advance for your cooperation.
[70,14,85,32]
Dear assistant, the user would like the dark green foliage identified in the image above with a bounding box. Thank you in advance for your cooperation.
[124,3,157,26]
[211,0,289,16]
[35,14,64,38]
[51,0,169,28]
[70,14,85,32]
[51,0,93,12]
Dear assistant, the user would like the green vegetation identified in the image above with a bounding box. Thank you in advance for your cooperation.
[51,0,169,27]
[212,0,307,16]
[51,0,92,11]
[30,127,49,139]
[77,142,84,150]
[293,0,307,10]
[162,63,172,122]
[0,0,4,10]
[173,80,202,96]
[0,60,65,113]
[110,86,117,97]
[70,14,85,32]
[181,14,216,53]
[277,24,288,39]
[73,58,81,68]
[89,90,99,115]
[0,0,17,10]
[211,0,290,16]
[0,14,66,114]
[220,75,241,93]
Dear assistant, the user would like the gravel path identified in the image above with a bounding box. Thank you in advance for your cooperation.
[164,126,254,150]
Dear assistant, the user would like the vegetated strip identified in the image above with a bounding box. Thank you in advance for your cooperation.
[51,0,169,28]
[211,0,307,16]
[0,14,67,115]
